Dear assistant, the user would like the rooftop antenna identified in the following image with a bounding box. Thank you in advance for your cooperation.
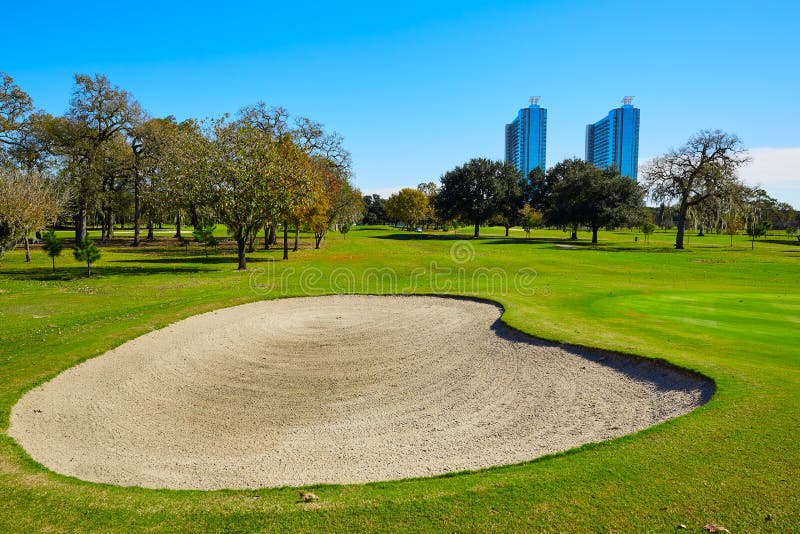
[529,96,541,105]
[622,96,635,105]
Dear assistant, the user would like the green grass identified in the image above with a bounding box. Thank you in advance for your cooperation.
[0,225,798,532]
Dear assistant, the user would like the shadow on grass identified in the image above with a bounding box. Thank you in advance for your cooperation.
[0,265,211,282]
[370,232,684,252]
[110,256,277,265]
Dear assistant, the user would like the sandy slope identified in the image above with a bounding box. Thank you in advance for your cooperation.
[9,295,712,489]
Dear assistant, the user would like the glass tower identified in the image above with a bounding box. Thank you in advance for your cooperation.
[505,99,547,177]
[585,99,640,179]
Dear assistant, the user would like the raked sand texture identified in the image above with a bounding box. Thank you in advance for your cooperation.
[9,295,713,489]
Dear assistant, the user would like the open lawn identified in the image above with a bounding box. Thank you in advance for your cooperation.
[0,226,798,532]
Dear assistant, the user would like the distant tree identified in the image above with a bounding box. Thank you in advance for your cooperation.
[362,194,387,225]
[417,181,439,228]
[786,226,797,241]
[192,220,217,258]
[643,129,749,249]
[746,222,767,249]
[73,237,101,276]
[437,158,519,238]
[724,213,744,247]
[385,188,430,230]
[339,223,351,239]
[41,230,64,271]
[640,222,656,244]
[518,204,542,238]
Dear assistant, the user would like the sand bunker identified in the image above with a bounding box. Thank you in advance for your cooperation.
[9,295,712,490]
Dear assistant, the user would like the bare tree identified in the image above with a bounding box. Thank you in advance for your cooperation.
[643,129,749,249]
[0,167,66,261]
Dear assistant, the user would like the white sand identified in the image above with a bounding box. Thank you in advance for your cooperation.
[9,295,712,490]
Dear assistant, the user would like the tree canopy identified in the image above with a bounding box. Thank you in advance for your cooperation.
[436,158,521,238]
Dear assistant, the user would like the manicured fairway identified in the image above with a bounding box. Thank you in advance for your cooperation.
[0,226,798,532]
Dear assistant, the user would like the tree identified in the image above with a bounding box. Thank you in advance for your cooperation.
[723,213,743,247]
[518,204,542,238]
[490,172,525,237]
[643,129,749,249]
[437,158,519,238]
[786,226,797,242]
[746,222,767,249]
[339,223,351,239]
[66,74,140,242]
[41,230,64,271]
[362,194,387,225]
[192,220,217,258]
[130,116,183,246]
[73,237,101,276]
[640,222,656,244]
[303,156,360,249]
[0,72,35,167]
[0,167,65,262]
[184,117,281,269]
[271,134,315,261]
[541,159,644,244]
[385,188,430,230]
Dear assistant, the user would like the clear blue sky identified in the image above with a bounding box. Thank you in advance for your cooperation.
[3,0,799,203]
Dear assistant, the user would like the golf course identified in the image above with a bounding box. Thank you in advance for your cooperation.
[0,225,797,532]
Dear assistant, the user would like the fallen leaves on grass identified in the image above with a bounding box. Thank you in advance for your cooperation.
[298,491,318,503]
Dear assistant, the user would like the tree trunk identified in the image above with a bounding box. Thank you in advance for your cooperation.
[174,212,182,239]
[570,226,577,240]
[190,206,199,229]
[591,226,599,245]
[283,221,289,260]
[247,229,257,253]
[505,226,510,237]
[107,209,115,239]
[315,233,323,249]
[75,208,87,243]
[51,255,55,272]
[268,222,277,246]
[675,201,689,249]
[133,175,141,246]
[147,216,154,241]
[263,224,270,249]
[87,258,91,277]
[293,226,299,252]
[473,222,480,238]
[236,228,247,270]
[23,235,31,262]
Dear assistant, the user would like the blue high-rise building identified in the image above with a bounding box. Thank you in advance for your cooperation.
[585,98,640,179]
[505,97,547,177]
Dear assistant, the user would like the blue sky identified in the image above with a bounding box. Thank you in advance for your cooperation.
[3,0,799,204]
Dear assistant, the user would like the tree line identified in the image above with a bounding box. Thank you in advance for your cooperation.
[380,158,645,245]
[0,72,365,269]
[376,129,797,249]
